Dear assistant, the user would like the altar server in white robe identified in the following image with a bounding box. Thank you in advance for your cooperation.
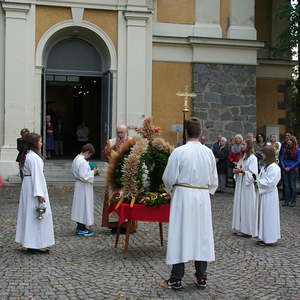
[232,140,258,237]
[161,117,218,290]
[16,133,54,253]
[71,143,99,236]
[256,146,281,245]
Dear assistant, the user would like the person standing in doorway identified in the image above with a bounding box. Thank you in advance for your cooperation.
[54,118,64,157]
[46,115,55,159]
[71,143,100,236]
[16,128,30,181]
[161,117,218,290]
[16,133,55,253]
[76,122,90,152]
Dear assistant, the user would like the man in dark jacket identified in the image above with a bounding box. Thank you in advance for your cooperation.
[213,137,229,193]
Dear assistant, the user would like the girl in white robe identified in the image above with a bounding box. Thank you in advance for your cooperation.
[256,146,281,245]
[71,143,99,236]
[16,133,55,252]
[232,140,258,237]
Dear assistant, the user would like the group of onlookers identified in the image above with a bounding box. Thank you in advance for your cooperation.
[209,132,300,207]
[209,130,299,246]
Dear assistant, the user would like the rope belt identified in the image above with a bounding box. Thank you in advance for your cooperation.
[23,174,31,176]
[174,184,208,190]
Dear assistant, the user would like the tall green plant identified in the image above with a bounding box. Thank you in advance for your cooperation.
[274,1,300,137]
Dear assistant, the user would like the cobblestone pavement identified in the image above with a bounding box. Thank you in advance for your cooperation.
[0,185,299,300]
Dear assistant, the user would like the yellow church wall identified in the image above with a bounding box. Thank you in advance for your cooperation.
[157,0,195,25]
[35,5,72,45]
[220,0,230,38]
[83,9,118,47]
[255,0,272,47]
[36,6,72,46]
[256,78,286,135]
[152,62,192,146]
[36,6,117,47]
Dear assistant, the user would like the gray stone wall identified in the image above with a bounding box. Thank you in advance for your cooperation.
[192,63,256,143]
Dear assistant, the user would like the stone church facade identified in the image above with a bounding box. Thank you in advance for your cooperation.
[0,0,293,177]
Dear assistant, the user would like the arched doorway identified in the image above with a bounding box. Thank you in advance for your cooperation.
[42,27,112,160]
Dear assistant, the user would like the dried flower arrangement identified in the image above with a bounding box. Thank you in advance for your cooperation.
[107,118,173,207]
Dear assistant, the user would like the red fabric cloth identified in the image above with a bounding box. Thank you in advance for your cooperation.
[108,203,170,225]
[228,151,242,164]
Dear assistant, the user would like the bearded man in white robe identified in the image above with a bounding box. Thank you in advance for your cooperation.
[71,143,99,236]
[161,117,218,290]
[232,140,258,237]
[256,146,281,245]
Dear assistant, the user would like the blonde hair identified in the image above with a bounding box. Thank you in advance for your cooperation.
[234,134,243,143]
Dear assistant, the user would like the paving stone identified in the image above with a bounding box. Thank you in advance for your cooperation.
[0,185,299,299]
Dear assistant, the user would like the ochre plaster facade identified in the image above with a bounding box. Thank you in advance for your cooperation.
[83,9,118,47]
[256,78,286,135]
[255,0,272,48]
[36,6,72,46]
[220,0,230,38]
[152,62,192,146]
[157,0,195,25]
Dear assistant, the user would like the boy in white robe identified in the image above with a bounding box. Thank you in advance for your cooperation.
[71,143,99,236]
[161,117,218,290]
[256,146,281,245]
[16,133,55,253]
[232,140,258,237]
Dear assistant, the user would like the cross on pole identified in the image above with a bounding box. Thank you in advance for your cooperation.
[176,86,197,144]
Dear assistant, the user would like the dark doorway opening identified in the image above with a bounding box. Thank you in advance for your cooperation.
[45,75,102,159]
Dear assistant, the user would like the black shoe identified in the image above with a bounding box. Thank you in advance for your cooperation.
[282,202,289,207]
[256,240,277,247]
[161,279,183,290]
[195,279,207,289]
[27,248,50,254]
[289,203,295,207]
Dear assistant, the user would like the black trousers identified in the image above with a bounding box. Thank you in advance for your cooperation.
[170,261,207,281]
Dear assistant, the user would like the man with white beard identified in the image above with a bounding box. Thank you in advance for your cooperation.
[161,117,218,290]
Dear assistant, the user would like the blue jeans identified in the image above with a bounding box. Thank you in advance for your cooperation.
[282,170,298,204]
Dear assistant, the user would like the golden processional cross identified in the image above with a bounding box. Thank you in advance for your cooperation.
[176,86,197,144]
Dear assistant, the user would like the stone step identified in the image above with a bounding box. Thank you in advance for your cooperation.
[8,160,108,186]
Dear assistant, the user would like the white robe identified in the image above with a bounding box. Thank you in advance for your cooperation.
[16,151,55,249]
[257,163,281,243]
[71,154,94,226]
[232,154,258,236]
[163,141,218,265]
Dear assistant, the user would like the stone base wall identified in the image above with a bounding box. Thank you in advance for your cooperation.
[192,63,256,143]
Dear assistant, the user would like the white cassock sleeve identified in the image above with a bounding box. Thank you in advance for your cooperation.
[209,152,218,195]
[162,150,179,193]
[30,156,46,198]
[244,155,258,186]
[77,160,94,184]
[257,166,281,195]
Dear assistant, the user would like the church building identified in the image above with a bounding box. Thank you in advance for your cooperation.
[0,0,293,178]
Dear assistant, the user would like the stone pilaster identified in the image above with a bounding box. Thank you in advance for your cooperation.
[124,10,152,129]
[194,0,222,38]
[227,0,256,40]
[0,2,34,177]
